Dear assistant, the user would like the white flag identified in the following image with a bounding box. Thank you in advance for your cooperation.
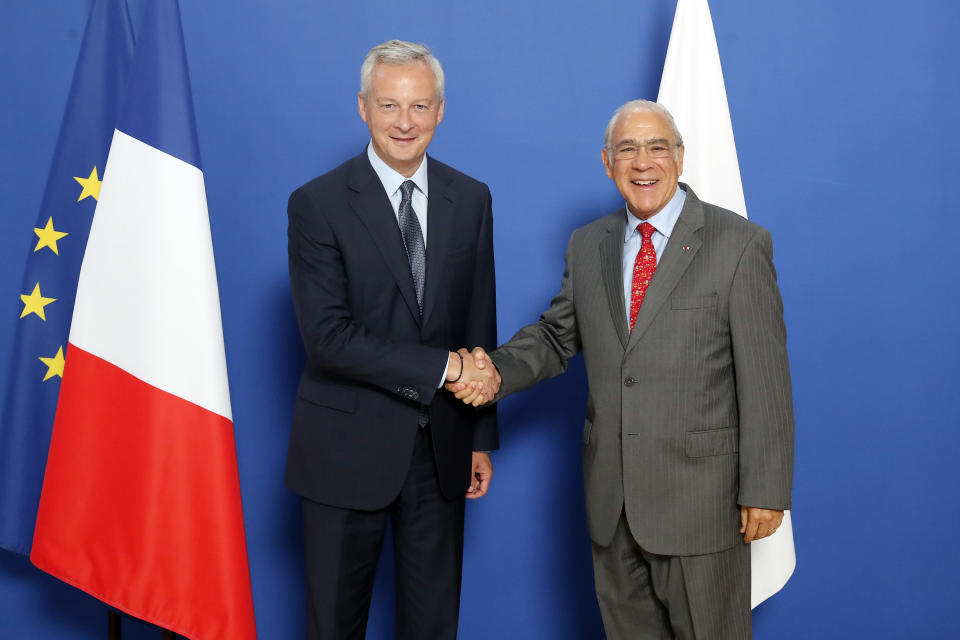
[657,0,796,609]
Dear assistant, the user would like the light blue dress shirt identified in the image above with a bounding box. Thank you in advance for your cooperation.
[621,186,687,321]
[366,142,430,247]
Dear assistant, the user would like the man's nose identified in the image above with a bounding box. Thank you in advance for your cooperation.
[631,151,652,169]
[395,109,414,131]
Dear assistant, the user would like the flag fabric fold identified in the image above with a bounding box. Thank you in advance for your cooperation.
[27,0,257,638]
[656,0,797,608]
[0,0,135,556]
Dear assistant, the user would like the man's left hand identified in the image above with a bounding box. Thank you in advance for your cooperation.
[740,506,784,543]
[466,452,493,499]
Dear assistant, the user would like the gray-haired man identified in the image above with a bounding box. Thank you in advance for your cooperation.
[286,40,499,639]
[453,100,794,638]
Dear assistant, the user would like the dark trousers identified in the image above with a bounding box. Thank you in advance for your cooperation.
[302,426,465,640]
[592,511,752,640]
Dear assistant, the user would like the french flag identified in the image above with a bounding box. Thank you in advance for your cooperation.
[29,1,257,638]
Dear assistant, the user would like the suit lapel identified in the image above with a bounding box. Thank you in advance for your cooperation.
[600,212,630,349]
[346,154,422,325]
[422,160,455,331]
[625,185,705,354]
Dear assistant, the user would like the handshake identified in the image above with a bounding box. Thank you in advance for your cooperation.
[444,347,501,406]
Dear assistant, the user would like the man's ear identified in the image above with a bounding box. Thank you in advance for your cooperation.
[601,148,614,180]
[358,92,368,124]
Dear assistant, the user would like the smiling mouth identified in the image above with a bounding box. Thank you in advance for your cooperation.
[631,180,657,186]
[391,136,417,144]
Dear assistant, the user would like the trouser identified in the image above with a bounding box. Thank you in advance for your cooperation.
[302,425,465,640]
[592,511,752,639]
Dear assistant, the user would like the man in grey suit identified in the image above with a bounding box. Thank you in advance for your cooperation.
[451,100,794,638]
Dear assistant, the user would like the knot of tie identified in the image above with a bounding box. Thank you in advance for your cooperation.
[639,221,655,240]
[400,180,416,201]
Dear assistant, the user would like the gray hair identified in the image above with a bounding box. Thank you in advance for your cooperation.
[603,99,684,159]
[360,40,445,100]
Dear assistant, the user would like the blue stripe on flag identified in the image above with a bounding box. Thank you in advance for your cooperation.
[115,0,201,169]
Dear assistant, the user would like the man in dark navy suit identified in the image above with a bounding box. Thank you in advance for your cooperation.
[286,40,500,640]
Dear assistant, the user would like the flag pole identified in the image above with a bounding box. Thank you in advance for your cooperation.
[108,609,121,640]
[107,608,181,639]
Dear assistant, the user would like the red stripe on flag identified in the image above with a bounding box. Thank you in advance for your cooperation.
[31,343,256,640]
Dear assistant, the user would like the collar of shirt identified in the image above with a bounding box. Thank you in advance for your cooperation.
[622,184,686,245]
[366,142,430,246]
[620,184,686,321]
[366,142,429,203]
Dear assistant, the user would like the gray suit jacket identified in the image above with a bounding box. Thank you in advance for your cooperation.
[491,185,794,556]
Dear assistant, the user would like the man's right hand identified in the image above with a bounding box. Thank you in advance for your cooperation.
[444,347,500,406]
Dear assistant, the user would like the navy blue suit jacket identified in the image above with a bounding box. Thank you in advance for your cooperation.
[286,151,498,509]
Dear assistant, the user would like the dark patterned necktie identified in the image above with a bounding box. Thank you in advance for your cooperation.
[399,181,429,427]
[629,222,657,332]
[398,180,426,315]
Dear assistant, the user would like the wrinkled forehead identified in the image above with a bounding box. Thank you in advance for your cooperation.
[612,110,676,144]
[370,60,438,93]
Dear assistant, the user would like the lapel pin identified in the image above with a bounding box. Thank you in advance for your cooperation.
[682,245,691,251]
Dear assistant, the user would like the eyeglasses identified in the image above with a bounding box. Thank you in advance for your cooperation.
[609,140,679,161]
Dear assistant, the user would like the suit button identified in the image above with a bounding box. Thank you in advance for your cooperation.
[623,377,637,387]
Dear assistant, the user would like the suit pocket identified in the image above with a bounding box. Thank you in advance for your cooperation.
[671,293,718,310]
[297,379,357,413]
[685,426,738,457]
[583,419,594,445]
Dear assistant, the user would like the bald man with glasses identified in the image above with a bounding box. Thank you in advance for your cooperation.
[452,100,794,639]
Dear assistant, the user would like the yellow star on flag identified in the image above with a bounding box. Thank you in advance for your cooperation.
[38,346,66,382]
[33,217,69,255]
[74,166,102,201]
[20,283,56,321]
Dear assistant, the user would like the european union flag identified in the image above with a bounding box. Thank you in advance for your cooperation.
[0,0,135,555]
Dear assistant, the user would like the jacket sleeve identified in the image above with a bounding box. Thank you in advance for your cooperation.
[468,187,500,451]
[287,187,449,405]
[729,228,795,510]
[490,231,582,399]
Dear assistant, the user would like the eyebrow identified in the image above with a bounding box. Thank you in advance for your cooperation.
[616,137,671,146]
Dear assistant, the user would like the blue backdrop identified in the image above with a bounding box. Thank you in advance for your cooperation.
[2,1,959,638]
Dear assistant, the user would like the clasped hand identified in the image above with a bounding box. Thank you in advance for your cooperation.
[445,347,500,406]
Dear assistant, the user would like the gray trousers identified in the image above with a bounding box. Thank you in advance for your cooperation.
[592,512,752,639]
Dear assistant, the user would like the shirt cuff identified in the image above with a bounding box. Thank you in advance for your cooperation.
[437,354,451,389]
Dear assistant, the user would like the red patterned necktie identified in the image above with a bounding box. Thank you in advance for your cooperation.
[629,222,657,332]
